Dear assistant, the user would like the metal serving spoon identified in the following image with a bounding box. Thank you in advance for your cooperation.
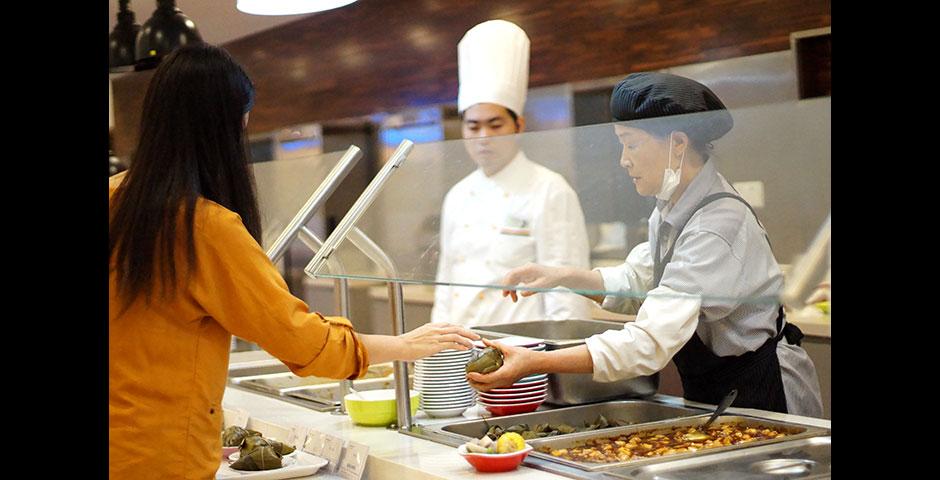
[683,389,738,442]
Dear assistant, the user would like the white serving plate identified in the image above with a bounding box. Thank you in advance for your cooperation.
[216,451,328,479]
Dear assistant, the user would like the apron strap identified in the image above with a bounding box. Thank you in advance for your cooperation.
[653,192,772,288]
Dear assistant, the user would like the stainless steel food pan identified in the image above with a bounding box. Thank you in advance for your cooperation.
[604,435,831,479]
[525,414,831,472]
[434,400,706,441]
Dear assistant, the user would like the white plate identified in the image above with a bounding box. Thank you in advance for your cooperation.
[414,378,468,386]
[414,368,466,373]
[420,395,476,404]
[415,362,470,370]
[415,384,470,392]
[422,406,470,417]
[228,449,298,461]
[420,391,476,401]
[413,375,468,383]
[415,374,469,380]
[415,365,469,372]
[417,384,473,392]
[217,451,328,479]
[425,350,474,359]
[421,402,475,410]
[418,354,472,362]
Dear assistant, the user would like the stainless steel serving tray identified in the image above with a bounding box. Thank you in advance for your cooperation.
[430,400,707,442]
[230,363,396,396]
[525,414,831,472]
[231,373,343,395]
[285,375,411,406]
[605,435,831,479]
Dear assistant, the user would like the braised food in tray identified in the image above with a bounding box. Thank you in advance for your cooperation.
[539,421,794,463]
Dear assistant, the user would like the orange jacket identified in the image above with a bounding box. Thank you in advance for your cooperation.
[109,174,368,479]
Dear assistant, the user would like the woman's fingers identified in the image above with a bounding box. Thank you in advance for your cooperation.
[438,333,475,349]
[431,324,482,340]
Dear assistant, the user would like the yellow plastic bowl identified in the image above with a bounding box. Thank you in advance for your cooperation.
[344,389,419,427]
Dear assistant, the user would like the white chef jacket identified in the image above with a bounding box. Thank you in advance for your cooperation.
[584,161,823,417]
[431,151,592,327]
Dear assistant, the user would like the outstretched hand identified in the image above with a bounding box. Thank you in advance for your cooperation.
[400,322,481,362]
[500,263,567,302]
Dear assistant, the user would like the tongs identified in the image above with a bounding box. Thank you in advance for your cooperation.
[683,389,737,442]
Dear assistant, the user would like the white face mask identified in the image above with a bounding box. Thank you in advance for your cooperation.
[655,132,685,201]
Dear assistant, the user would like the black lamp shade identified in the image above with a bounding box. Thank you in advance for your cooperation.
[134,0,203,71]
[109,2,140,71]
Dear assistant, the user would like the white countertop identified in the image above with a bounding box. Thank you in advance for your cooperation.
[221,386,830,480]
[222,386,565,479]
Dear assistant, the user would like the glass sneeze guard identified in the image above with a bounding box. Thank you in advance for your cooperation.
[252,146,361,255]
[303,98,831,309]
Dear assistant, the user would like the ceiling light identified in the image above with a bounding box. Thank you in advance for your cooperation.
[109,0,141,72]
[236,0,358,16]
[134,0,203,71]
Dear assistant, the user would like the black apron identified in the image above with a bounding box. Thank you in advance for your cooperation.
[652,193,804,414]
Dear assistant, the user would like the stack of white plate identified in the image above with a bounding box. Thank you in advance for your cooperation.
[414,349,476,418]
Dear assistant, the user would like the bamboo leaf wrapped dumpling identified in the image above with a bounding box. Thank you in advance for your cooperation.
[230,444,283,471]
[221,426,262,447]
[267,439,295,456]
[465,347,504,374]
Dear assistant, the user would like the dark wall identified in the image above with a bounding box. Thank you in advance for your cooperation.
[111,0,830,158]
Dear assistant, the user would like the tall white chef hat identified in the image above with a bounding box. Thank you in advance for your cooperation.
[457,20,530,116]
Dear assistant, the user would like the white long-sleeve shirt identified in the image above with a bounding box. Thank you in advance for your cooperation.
[584,161,823,417]
[431,151,592,327]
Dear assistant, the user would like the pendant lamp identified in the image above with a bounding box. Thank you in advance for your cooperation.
[109,0,141,72]
[237,0,358,16]
[134,0,203,71]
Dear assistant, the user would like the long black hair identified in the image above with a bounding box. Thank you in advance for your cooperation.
[110,43,262,307]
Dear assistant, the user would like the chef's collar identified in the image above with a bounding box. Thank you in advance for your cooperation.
[483,150,531,188]
[658,160,721,228]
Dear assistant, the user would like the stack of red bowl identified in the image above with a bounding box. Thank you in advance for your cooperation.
[473,337,547,416]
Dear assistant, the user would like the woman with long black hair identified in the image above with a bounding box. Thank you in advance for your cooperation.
[109,43,479,478]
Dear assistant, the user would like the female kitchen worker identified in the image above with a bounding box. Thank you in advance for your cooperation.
[469,72,823,417]
[431,19,592,327]
[109,43,479,479]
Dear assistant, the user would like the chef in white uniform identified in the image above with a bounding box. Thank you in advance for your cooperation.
[468,73,823,417]
[431,20,592,327]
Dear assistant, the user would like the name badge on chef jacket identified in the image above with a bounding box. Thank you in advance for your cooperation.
[499,214,531,236]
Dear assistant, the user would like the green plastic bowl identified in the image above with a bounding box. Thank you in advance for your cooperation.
[344,389,420,427]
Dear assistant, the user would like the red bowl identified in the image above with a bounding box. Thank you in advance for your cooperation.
[480,399,544,416]
[478,393,547,405]
[488,382,548,395]
[478,388,548,400]
[458,444,533,472]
